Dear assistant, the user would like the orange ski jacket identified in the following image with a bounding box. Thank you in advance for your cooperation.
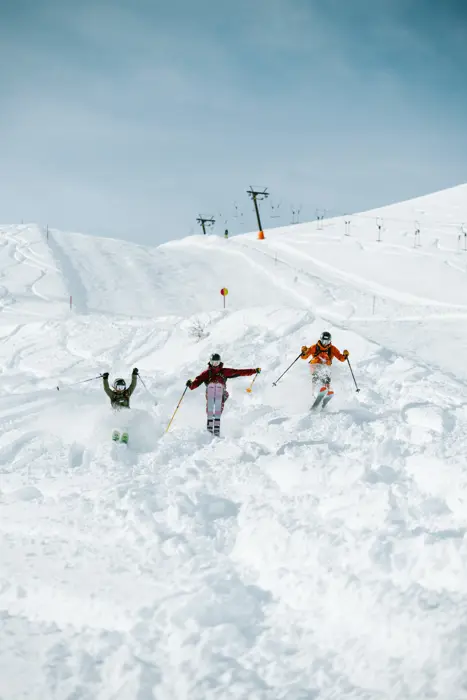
[301,342,347,366]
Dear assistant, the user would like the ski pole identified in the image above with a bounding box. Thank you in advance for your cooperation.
[56,374,103,391]
[166,386,188,433]
[346,357,360,392]
[272,353,303,387]
[246,374,258,393]
[138,374,158,405]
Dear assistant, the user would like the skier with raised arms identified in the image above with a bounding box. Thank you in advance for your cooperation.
[301,331,349,409]
[102,368,139,443]
[186,353,260,435]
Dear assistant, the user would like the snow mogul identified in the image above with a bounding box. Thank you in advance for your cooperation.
[102,368,139,443]
[300,332,349,408]
[186,353,260,435]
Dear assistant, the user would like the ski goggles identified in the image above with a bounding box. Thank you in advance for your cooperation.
[320,338,331,346]
[210,360,221,367]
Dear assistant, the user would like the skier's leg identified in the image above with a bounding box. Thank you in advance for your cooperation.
[213,384,224,436]
[322,371,334,407]
[206,384,216,433]
[310,364,318,386]
[311,364,325,392]
[310,365,330,409]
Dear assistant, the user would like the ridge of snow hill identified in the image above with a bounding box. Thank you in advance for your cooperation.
[1,183,467,700]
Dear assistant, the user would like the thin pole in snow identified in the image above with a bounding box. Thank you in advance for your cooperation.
[414,221,420,248]
[376,218,383,242]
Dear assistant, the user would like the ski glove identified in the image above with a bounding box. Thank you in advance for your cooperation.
[102,372,109,379]
[343,350,349,358]
[186,379,192,388]
[301,345,308,356]
[256,368,261,374]
[132,367,139,375]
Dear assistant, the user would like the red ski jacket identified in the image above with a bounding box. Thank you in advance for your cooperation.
[190,363,256,390]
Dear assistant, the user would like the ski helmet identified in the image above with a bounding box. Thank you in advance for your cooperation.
[319,331,332,346]
[209,353,222,367]
[113,378,126,391]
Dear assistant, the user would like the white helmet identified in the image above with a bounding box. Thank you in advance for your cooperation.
[319,331,332,346]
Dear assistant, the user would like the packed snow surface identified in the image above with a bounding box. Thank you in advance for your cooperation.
[1,184,467,699]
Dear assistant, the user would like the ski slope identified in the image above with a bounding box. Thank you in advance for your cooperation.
[1,184,467,699]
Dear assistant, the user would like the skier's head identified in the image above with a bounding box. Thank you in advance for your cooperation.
[208,353,222,367]
[319,331,332,347]
[113,378,127,392]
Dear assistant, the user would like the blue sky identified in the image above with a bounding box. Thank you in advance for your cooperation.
[0,0,466,244]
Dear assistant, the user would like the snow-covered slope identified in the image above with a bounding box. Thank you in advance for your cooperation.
[1,185,467,700]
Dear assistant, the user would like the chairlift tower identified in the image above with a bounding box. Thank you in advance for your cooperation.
[247,187,269,238]
[196,216,215,235]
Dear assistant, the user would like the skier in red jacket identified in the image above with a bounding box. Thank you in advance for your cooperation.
[186,353,260,435]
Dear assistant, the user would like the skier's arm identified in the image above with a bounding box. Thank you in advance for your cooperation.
[223,367,258,378]
[190,369,209,390]
[103,375,114,399]
[301,344,317,360]
[127,369,138,397]
[332,346,349,362]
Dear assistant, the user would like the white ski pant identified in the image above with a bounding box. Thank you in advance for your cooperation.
[205,383,228,416]
[310,364,332,391]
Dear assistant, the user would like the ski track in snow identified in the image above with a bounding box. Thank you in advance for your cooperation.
[1,188,467,699]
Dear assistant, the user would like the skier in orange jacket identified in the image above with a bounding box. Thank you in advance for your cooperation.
[301,331,349,407]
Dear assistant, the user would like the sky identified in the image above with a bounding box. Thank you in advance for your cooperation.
[0,0,466,245]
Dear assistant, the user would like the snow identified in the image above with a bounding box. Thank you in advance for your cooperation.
[1,184,467,699]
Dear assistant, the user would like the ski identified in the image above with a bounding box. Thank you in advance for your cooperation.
[121,432,129,444]
[322,393,334,409]
[112,430,120,442]
[310,390,326,411]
